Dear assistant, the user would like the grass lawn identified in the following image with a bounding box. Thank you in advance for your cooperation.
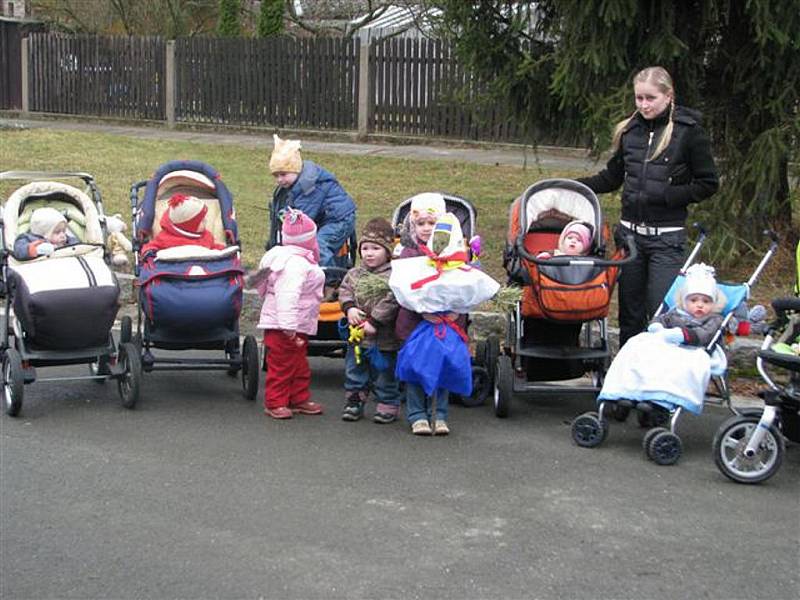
[0,126,793,309]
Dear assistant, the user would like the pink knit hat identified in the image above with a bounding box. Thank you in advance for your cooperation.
[282,209,319,261]
[558,220,592,253]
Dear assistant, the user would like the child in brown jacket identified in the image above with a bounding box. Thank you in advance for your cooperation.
[338,218,402,423]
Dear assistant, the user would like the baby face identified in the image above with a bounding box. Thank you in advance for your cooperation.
[562,232,586,256]
[273,171,299,189]
[46,222,68,247]
[360,241,389,269]
[413,215,438,243]
[685,293,714,318]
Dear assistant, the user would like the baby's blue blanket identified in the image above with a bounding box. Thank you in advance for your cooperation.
[598,332,723,415]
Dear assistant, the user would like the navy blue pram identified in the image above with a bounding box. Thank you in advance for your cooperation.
[130,160,259,401]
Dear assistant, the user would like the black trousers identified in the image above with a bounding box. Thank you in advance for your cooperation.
[615,226,687,347]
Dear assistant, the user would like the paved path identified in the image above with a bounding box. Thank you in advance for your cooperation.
[1,116,599,171]
[1,349,797,599]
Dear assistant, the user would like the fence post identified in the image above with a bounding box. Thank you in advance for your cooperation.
[20,36,29,114]
[357,41,370,139]
[165,40,176,127]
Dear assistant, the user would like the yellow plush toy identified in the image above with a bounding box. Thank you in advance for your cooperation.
[106,214,133,267]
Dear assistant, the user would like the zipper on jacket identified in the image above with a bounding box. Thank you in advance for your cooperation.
[638,130,655,223]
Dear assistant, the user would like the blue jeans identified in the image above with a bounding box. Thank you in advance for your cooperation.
[344,346,402,408]
[317,213,356,269]
[405,383,449,424]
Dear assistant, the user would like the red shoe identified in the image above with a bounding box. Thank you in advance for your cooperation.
[265,406,293,419]
[291,401,323,415]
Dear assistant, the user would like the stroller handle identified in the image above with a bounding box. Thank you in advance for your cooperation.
[517,233,638,268]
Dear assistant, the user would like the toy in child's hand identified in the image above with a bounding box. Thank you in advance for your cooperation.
[105,214,133,267]
[657,327,684,344]
[647,322,665,333]
[469,235,481,257]
[36,242,55,256]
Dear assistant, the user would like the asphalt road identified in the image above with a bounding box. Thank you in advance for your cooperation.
[1,349,798,600]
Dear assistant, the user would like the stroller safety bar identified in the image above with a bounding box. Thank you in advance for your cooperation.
[518,232,638,268]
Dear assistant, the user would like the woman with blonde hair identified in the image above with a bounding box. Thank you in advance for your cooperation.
[577,66,719,347]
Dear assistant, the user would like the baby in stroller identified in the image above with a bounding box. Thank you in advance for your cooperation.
[140,194,224,255]
[13,207,80,259]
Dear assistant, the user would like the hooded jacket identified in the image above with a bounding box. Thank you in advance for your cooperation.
[255,245,325,336]
[578,106,719,227]
[276,160,356,227]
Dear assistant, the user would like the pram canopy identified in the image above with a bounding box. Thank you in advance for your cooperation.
[136,160,238,248]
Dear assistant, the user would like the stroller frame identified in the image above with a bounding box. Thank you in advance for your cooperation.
[0,171,141,416]
[572,229,779,465]
[129,161,259,401]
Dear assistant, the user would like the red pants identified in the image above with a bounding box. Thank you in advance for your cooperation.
[263,330,311,410]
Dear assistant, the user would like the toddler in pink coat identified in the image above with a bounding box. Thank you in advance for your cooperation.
[255,209,326,419]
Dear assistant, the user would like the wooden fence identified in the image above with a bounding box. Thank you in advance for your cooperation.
[27,34,165,119]
[10,32,559,144]
[175,36,358,129]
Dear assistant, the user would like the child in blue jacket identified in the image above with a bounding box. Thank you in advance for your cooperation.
[269,135,356,270]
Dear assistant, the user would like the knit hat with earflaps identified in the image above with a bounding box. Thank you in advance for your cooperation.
[359,217,395,257]
[558,220,593,254]
[168,194,208,234]
[269,134,303,174]
[29,207,67,238]
[282,208,319,261]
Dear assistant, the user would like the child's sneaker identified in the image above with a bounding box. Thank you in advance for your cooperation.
[411,419,432,435]
[373,411,397,424]
[433,420,450,435]
[291,401,323,415]
[342,393,365,421]
[265,406,292,419]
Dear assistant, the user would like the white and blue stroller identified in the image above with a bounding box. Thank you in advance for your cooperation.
[1,171,141,416]
[571,231,778,465]
[130,160,259,401]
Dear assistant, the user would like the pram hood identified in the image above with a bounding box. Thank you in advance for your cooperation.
[3,181,104,248]
[136,160,239,248]
[517,179,601,248]
[392,192,477,243]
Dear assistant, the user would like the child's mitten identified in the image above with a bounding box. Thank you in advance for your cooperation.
[37,242,55,256]
[748,304,767,324]
[647,322,665,333]
[658,327,684,344]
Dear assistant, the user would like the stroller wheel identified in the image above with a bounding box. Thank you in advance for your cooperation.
[712,413,784,484]
[647,430,682,465]
[225,339,241,377]
[89,356,111,383]
[637,404,670,428]
[484,334,500,386]
[571,412,608,448]
[241,335,260,401]
[611,402,631,422]
[117,342,141,410]
[462,366,490,407]
[493,355,514,418]
[3,349,24,417]
[119,316,133,345]
[642,427,667,453]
